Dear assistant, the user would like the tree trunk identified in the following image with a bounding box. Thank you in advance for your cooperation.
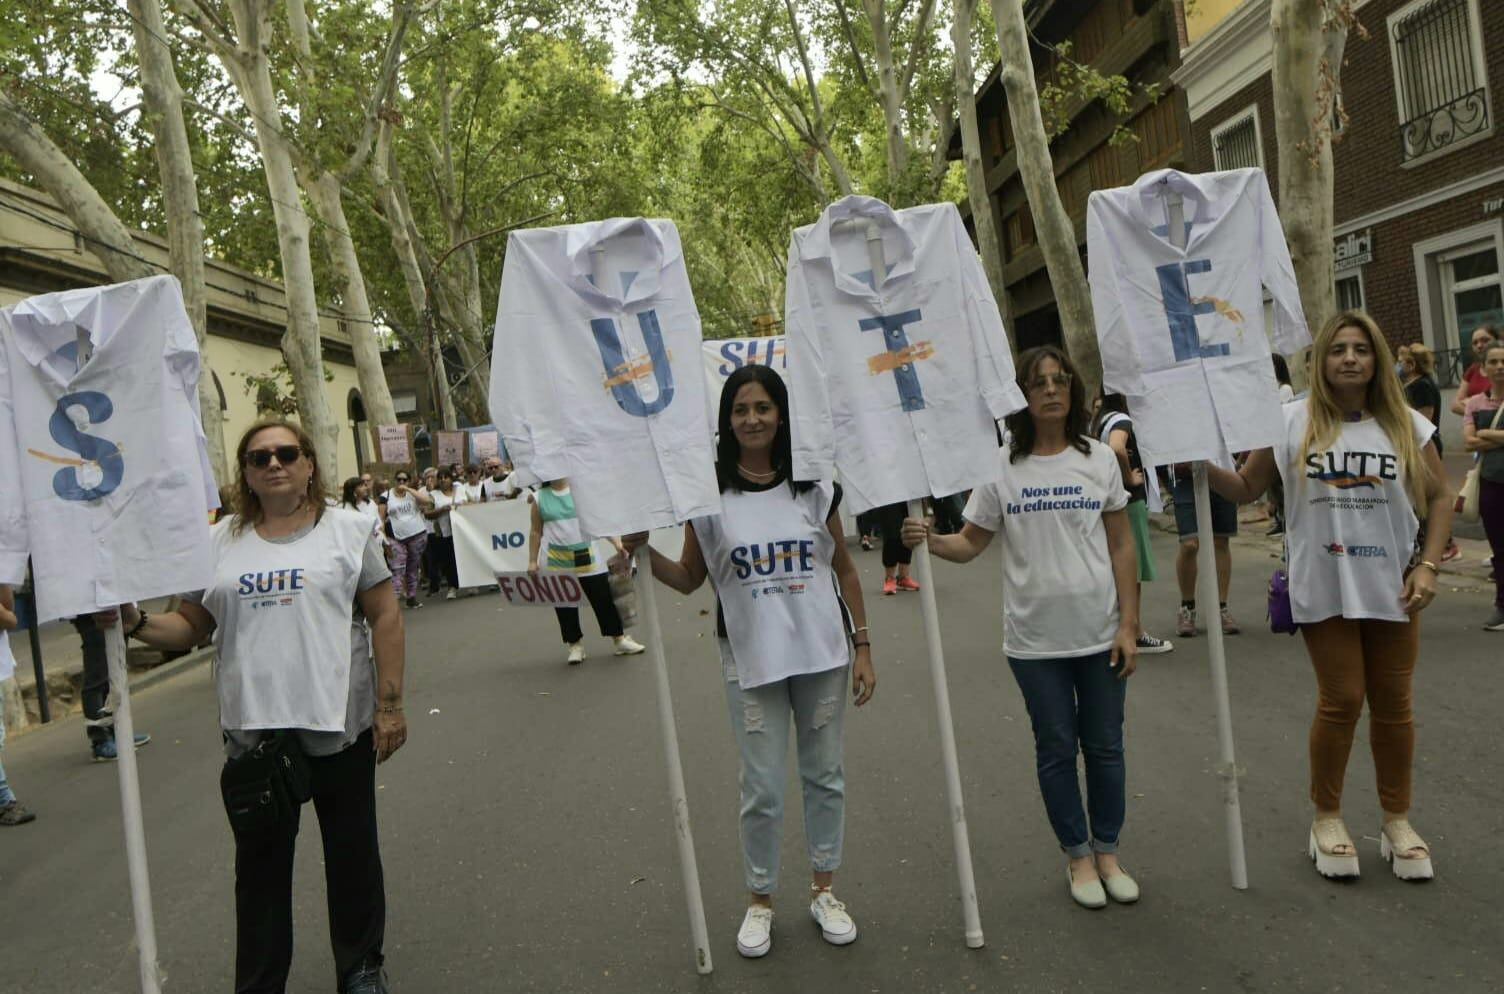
[991,0,1099,391]
[232,1,339,482]
[127,0,228,485]
[1272,0,1347,352]
[865,0,911,198]
[0,90,153,284]
[304,172,398,427]
[953,0,1010,326]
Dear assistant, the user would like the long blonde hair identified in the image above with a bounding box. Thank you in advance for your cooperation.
[1301,311,1431,508]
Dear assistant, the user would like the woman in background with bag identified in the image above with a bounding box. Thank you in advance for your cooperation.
[1462,339,1504,630]
[105,420,407,994]
[1208,312,1451,884]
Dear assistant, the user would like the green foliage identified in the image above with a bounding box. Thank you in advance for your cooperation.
[242,360,332,416]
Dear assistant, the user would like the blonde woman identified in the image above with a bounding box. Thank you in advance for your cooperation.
[1208,312,1451,883]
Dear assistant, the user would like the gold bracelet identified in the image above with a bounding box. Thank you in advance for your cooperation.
[377,704,404,713]
[1417,560,1439,574]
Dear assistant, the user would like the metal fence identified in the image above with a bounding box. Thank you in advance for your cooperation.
[1434,345,1469,388]
[1394,0,1488,162]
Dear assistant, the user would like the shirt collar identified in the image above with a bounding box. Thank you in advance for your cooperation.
[6,277,157,374]
[564,218,676,307]
[1130,169,1212,251]
[801,195,917,296]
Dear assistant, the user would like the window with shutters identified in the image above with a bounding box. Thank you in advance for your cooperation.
[1388,0,1492,163]
[1336,274,1365,312]
[1211,106,1263,171]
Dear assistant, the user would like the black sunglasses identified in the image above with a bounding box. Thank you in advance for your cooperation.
[395,475,410,482]
[244,445,303,469]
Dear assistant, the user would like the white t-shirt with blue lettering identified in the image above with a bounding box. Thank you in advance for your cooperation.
[1274,401,1434,624]
[963,440,1130,659]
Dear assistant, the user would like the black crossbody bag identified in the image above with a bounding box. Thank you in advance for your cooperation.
[220,732,313,834]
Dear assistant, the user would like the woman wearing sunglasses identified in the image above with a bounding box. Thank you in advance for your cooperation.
[902,346,1142,910]
[380,469,433,608]
[102,420,407,994]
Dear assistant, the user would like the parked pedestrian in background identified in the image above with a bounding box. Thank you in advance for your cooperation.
[527,478,645,663]
[624,363,876,957]
[425,469,461,599]
[71,614,151,761]
[1094,393,1172,654]
[459,465,485,504]
[342,477,382,539]
[380,471,431,608]
[1209,310,1451,883]
[1450,325,1499,416]
[0,584,36,826]
[1401,344,1443,454]
[1462,340,1504,631]
[903,345,1142,910]
[876,501,918,595]
[1170,459,1240,637]
[108,420,407,993]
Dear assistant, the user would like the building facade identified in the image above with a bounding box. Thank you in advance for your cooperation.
[962,0,1194,350]
[1176,0,1504,386]
[0,178,375,479]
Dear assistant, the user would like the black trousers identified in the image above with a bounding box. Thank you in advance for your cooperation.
[555,572,624,643]
[856,509,880,539]
[233,730,385,994]
[877,502,912,569]
[427,533,460,592]
[73,618,112,745]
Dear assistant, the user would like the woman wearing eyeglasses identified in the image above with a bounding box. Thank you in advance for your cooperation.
[379,468,432,608]
[902,346,1142,910]
[102,420,407,994]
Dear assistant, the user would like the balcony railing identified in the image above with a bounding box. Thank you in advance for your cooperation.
[1393,0,1488,162]
[1399,88,1489,162]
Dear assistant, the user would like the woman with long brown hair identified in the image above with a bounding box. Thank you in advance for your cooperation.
[103,420,407,993]
[1209,311,1451,883]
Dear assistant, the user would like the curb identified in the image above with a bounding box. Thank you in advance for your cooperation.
[131,644,216,693]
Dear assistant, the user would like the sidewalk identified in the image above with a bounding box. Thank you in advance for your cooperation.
[2,596,215,737]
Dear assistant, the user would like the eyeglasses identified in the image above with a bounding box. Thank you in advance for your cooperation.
[395,475,410,483]
[244,445,303,469]
[1026,372,1073,393]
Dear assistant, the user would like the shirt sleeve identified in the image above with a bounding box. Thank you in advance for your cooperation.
[784,236,836,482]
[1253,170,1311,355]
[1099,444,1130,513]
[0,317,29,585]
[950,205,1025,421]
[358,531,393,591]
[1086,195,1138,395]
[962,479,1004,532]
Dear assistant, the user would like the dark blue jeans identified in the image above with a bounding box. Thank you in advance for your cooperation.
[1007,651,1127,858]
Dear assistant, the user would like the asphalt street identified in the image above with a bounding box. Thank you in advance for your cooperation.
[2,527,1502,994]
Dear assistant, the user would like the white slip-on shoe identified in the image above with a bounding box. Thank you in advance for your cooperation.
[1100,867,1140,904]
[1380,820,1434,881]
[613,635,647,656]
[1309,818,1360,879]
[736,905,774,958]
[566,643,587,665]
[809,889,857,945]
[1067,863,1107,909]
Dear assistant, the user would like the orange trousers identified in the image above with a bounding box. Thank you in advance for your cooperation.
[1299,615,1418,815]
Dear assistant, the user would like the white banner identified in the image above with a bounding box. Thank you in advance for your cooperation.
[495,571,587,607]
[452,501,685,588]
[701,336,787,424]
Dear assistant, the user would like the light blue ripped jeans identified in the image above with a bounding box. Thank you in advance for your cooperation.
[719,638,848,895]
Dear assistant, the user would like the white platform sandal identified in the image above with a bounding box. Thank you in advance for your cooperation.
[1380,820,1434,882]
[1309,818,1360,879]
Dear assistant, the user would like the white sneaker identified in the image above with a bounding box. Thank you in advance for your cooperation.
[566,643,586,665]
[613,635,647,656]
[736,905,773,958]
[445,589,457,600]
[809,889,857,945]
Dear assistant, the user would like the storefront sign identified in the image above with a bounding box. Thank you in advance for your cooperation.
[1334,228,1373,272]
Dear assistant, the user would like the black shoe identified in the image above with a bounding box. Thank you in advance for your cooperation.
[405,596,420,609]
[1266,521,1284,536]
[0,800,36,825]
[341,957,389,994]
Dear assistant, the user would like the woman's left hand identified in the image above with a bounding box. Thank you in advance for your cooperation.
[373,706,408,763]
[1401,566,1438,615]
[851,646,876,706]
[1108,625,1138,679]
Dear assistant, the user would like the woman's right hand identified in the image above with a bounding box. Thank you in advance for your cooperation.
[620,532,650,555]
[899,516,929,550]
[92,604,140,630]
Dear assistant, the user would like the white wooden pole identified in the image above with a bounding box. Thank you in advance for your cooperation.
[107,611,163,990]
[635,553,714,973]
[863,221,985,947]
[1164,189,1249,890]
[591,244,712,972]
